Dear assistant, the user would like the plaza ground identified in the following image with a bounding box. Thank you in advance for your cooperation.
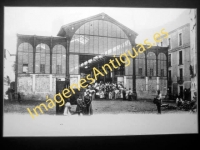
[3,99,198,136]
[4,99,179,115]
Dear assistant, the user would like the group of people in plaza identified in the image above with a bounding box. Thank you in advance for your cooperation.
[153,89,197,114]
[175,92,197,112]
[63,90,93,116]
[84,81,133,101]
[63,81,133,116]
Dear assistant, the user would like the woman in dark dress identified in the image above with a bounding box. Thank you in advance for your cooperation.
[84,91,93,115]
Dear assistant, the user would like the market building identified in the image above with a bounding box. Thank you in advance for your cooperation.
[15,13,168,101]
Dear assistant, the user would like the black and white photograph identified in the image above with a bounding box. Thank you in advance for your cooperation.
[3,7,198,136]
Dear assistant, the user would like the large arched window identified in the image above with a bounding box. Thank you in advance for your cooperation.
[35,43,50,73]
[52,45,66,74]
[147,52,156,77]
[135,53,145,76]
[18,42,33,73]
[70,20,132,55]
[158,53,167,77]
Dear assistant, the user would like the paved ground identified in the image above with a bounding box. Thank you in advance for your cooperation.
[3,113,198,136]
[3,99,198,136]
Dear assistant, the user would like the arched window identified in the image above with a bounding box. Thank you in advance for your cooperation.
[18,42,33,73]
[135,53,145,76]
[70,20,131,55]
[158,53,167,77]
[35,43,50,73]
[52,45,66,74]
[147,52,156,77]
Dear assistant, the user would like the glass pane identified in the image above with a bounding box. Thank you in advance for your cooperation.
[23,52,28,64]
[35,53,40,73]
[89,36,94,53]
[18,43,23,52]
[28,52,33,73]
[107,38,113,55]
[99,37,104,54]
[41,53,46,65]
[99,20,103,36]
[89,21,94,35]
[85,22,90,35]
[18,52,23,64]
[103,21,108,36]
[79,24,84,34]
[52,54,56,74]
[112,38,117,55]
[103,37,108,55]
[107,22,112,37]
[70,36,75,52]
[28,44,33,53]
[57,54,61,65]
[93,20,98,36]
[69,55,79,74]
[111,23,117,37]
[62,54,66,74]
[74,35,80,53]
[84,35,89,53]
[94,36,99,54]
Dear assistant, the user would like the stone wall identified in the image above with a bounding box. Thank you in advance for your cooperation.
[135,77,167,100]
[17,74,56,100]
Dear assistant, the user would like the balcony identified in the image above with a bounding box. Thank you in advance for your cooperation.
[177,77,184,84]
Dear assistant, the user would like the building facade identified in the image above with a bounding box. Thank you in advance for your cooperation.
[189,9,197,100]
[15,13,168,101]
[161,23,191,99]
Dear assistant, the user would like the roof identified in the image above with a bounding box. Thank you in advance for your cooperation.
[57,13,138,38]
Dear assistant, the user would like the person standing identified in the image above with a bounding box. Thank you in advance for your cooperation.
[156,90,162,114]
[84,91,93,115]
[128,88,132,101]
[63,98,71,116]
[123,88,126,100]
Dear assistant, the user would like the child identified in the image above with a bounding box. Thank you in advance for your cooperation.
[63,98,71,116]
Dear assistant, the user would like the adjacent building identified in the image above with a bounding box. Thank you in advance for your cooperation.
[189,9,197,100]
[161,23,191,99]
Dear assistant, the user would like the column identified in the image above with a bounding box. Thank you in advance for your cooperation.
[50,36,52,74]
[145,76,148,91]
[157,77,159,91]
[132,46,137,100]
[66,38,70,86]
[145,51,147,76]
[50,74,52,91]
[15,37,19,92]
[32,74,35,92]
[33,35,36,73]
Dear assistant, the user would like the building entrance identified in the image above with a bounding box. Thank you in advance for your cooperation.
[79,54,125,83]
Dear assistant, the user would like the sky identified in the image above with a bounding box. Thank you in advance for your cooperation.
[4,7,190,60]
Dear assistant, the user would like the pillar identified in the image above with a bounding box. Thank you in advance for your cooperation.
[66,38,70,86]
[146,77,148,91]
[50,74,52,92]
[157,77,159,91]
[32,74,35,92]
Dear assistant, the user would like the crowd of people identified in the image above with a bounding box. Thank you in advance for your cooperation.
[63,81,134,116]
[83,81,133,101]
[176,92,197,112]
